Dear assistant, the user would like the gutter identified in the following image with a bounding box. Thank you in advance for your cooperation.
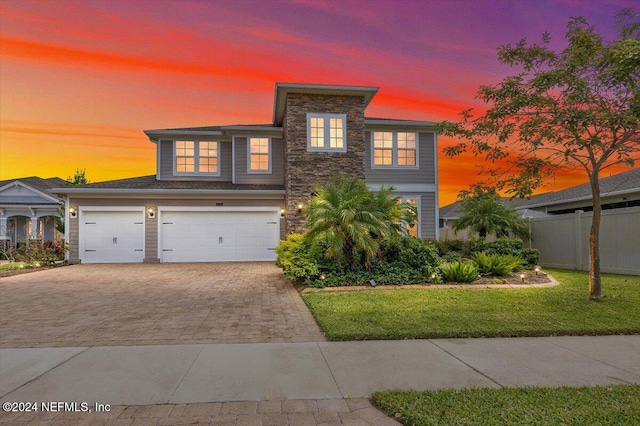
[50,188,285,196]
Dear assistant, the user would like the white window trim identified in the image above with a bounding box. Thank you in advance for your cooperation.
[247,137,272,174]
[173,140,221,176]
[371,131,419,169]
[306,113,347,152]
[400,195,421,238]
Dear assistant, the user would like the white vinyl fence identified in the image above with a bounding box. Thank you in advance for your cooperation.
[528,206,640,276]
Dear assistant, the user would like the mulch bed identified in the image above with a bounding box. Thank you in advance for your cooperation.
[0,264,66,279]
[303,270,555,292]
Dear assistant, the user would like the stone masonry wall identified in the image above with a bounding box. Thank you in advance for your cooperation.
[283,93,366,233]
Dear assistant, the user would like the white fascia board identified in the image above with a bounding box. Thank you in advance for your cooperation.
[516,187,640,210]
[365,119,437,128]
[52,188,285,196]
[367,184,438,193]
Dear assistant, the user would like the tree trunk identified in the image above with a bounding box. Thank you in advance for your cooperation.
[589,173,602,301]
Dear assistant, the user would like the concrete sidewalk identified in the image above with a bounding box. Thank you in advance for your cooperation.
[2,336,638,407]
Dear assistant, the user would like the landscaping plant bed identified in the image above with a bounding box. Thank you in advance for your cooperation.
[303,270,554,292]
[0,262,66,279]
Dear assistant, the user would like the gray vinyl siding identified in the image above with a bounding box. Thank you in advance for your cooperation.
[67,197,284,263]
[421,192,437,239]
[158,139,232,181]
[364,131,436,185]
[235,137,285,185]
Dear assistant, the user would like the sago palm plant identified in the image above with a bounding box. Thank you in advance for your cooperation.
[305,177,416,270]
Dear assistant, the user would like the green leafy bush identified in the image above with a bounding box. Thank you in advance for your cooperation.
[275,233,320,282]
[471,252,526,276]
[438,237,539,268]
[277,233,442,288]
[439,261,479,283]
[8,241,68,265]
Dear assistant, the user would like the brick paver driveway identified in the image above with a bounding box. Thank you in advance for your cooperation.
[0,263,325,348]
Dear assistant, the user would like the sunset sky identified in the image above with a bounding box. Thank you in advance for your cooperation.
[0,0,635,206]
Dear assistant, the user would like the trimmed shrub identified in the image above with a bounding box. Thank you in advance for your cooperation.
[275,233,320,282]
[439,261,479,283]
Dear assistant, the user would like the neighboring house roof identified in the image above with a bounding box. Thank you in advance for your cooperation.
[0,176,65,206]
[51,175,284,194]
[440,167,640,219]
[512,167,640,210]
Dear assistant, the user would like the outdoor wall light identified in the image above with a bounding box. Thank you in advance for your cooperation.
[280,208,286,217]
[520,273,526,283]
[69,207,77,218]
[147,207,155,219]
[297,203,304,213]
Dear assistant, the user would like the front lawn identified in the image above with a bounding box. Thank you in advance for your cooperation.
[302,269,640,340]
[371,385,640,426]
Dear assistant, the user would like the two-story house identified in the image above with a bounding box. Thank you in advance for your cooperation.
[54,83,438,263]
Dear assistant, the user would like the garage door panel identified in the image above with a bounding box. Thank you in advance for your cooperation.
[81,211,144,263]
[160,210,279,262]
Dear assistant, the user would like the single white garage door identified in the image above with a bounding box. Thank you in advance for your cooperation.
[160,209,279,262]
[81,210,145,263]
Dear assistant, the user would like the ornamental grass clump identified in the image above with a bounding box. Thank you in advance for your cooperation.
[471,252,526,276]
[439,261,479,283]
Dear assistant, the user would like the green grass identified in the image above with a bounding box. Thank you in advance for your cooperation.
[371,385,640,426]
[302,269,640,340]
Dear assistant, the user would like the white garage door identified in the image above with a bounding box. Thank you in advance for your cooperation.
[160,209,279,262]
[81,210,144,263]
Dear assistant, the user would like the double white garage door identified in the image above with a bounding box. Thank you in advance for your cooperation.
[80,208,280,263]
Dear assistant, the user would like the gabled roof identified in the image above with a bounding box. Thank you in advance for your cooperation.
[0,176,65,205]
[440,167,640,218]
[52,175,284,194]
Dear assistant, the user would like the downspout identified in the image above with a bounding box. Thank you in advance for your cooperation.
[64,196,70,262]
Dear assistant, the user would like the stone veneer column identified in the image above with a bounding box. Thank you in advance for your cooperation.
[283,93,366,234]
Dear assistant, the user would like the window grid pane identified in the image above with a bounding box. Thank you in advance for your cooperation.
[373,132,393,165]
[310,117,324,147]
[198,141,218,173]
[249,138,270,171]
[176,141,195,173]
[329,118,344,148]
[397,133,416,149]
[397,149,416,166]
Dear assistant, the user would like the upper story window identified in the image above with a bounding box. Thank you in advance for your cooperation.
[372,131,418,167]
[175,140,219,175]
[307,113,347,152]
[248,137,271,173]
